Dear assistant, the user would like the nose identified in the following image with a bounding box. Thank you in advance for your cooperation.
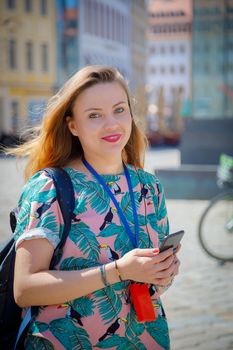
[104,113,119,129]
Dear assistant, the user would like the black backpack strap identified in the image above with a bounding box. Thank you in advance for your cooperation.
[43,168,75,268]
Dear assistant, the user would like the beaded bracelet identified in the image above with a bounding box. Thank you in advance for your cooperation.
[114,260,123,282]
[100,264,110,287]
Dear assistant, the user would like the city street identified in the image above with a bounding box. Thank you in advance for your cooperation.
[0,151,233,350]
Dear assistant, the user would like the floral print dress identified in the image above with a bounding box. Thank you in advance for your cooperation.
[14,164,170,350]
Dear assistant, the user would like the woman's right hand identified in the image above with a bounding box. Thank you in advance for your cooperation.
[117,247,178,285]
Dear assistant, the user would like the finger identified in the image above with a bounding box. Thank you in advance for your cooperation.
[154,277,171,286]
[153,258,174,276]
[153,254,175,271]
[173,260,180,275]
[173,257,180,268]
[153,247,174,263]
[155,261,177,278]
[174,244,181,254]
[134,248,160,257]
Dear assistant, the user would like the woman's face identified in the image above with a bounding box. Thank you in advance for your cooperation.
[67,82,132,159]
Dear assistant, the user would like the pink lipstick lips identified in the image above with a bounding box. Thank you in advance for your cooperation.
[101,134,122,143]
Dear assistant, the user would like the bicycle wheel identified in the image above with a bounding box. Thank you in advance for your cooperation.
[198,190,233,262]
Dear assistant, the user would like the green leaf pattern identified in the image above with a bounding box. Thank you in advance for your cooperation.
[145,317,170,350]
[24,335,54,349]
[69,221,100,260]
[60,256,100,270]
[68,297,95,317]
[125,306,145,339]
[50,318,92,349]
[93,286,122,325]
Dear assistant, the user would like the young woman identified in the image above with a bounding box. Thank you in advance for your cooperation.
[11,65,180,349]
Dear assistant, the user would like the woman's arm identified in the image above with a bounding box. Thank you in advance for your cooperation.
[14,238,120,307]
[14,238,177,307]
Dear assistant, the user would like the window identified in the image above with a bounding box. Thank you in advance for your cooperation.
[204,63,210,73]
[150,47,156,54]
[204,42,210,52]
[84,0,90,33]
[170,86,175,95]
[11,101,19,132]
[112,7,116,41]
[161,25,168,33]
[150,66,156,74]
[179,86,184,94]
[152,25,158,34]
[160,66,165,74]
[160,46,165,54]
[8,39,17,69]
[40,0,47,15]
[6,0,15,9]
[179,44,185,53]
[25,0,32,12]
[41,44,48,72]
[119,13,124,44]
[179,65,185,74]
[170,66,175,74]
[26,41,33,70]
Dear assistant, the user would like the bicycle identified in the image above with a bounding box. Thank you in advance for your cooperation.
[198,153,233,263]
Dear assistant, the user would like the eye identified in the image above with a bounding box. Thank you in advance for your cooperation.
[115,107,125,113]
[89,113,101,119]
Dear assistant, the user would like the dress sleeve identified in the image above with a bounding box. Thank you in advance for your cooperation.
[152,177,170,244]
[152,178,174,295]
[14,170,64,250]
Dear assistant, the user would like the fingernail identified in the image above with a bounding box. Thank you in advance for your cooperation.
[173,247,177,253]
[153,248,159,254]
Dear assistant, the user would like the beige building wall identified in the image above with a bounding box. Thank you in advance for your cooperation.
[147,0,192,104]
[0,0,56,135]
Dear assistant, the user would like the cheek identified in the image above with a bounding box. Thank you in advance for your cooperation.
[124,115,132,133]
[74,120,97,137]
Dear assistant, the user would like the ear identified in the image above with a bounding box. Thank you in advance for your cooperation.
[66,116,79,137]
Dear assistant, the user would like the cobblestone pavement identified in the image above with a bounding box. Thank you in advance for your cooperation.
[164,200,233,350]
[0,154,233,350]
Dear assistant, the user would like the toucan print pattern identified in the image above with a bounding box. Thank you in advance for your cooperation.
[14,164,170,349]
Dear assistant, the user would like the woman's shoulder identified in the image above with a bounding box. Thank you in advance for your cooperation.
[128,164,161,185]
[19,170,57,204]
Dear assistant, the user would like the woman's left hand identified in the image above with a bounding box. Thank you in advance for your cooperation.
[156,244,181,288]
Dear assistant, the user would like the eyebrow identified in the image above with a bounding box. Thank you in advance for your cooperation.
[84,101,127,112]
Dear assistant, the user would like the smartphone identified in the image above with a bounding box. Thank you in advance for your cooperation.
[159,230,184,252]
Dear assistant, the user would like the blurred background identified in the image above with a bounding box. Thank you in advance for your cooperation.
[0,0,233,198]
[0,1,233,349]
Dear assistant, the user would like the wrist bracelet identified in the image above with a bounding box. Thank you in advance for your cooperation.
[100,264,110,287]
[115,260,123,282]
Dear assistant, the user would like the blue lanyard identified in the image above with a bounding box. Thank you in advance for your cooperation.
[82,158,139,248]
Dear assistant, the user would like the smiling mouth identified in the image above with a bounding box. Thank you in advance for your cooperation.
[101,134,122,143]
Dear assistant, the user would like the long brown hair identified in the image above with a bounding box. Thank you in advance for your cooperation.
[6,65,148,180]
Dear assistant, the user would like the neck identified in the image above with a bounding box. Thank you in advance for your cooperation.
[83,153,124,175]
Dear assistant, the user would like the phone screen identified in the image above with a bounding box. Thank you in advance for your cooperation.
[159,230,184,252]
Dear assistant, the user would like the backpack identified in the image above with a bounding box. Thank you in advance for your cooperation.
[0,168,75,350]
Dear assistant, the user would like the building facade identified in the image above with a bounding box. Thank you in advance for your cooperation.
[130,0,148,129]
[181,0,233,164]
[0,0,56,137]
[147,0,192,106]
[192,0,233,118]
[55,0,147,125]
[55,0,79,89]
[78,0,131,80]
[0,0,148,138]
[131,0,147,90]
